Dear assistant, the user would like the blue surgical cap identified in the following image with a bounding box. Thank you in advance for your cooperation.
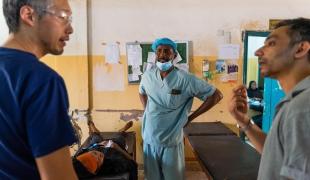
[151,38,177,52]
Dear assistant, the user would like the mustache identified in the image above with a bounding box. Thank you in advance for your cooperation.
[156,58,172,62]
[258,58,265,64]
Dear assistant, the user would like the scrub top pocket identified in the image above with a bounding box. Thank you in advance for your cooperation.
[168,93,184,109]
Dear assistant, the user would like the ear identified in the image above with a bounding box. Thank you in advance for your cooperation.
[19,5,36,27]
[294,41,310,59]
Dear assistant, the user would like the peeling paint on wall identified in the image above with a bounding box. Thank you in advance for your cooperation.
[120,111,142,121]
[240,20,267,31]
[94,109,143,122]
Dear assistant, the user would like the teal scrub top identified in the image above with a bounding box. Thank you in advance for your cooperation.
[139,67,215,146]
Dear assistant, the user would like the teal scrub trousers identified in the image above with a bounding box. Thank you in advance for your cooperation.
[143,142,185,180]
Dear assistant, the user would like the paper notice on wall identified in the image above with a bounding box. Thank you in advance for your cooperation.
[132,65,142,75]
[174,51,182,63]
[227,72,238,82]
[220,74,229,82]
[127,44,142,66]
[216,60,227,74]
[218,44,240,59]
[147,52,156,63]
[93,63,124,91]
[227,61,238,82]
[128,74,139,82]
[143,62,155,72]
[104,42,120,64]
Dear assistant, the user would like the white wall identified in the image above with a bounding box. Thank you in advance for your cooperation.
[66,0,87,55]
[0,0,9,45]
[2,0,310,56]
[90,0,310,55]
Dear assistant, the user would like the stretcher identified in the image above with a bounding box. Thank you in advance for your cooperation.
[74,131,136,180]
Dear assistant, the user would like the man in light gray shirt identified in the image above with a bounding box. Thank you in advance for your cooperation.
[228,18,310,179]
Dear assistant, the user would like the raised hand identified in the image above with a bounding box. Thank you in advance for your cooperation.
[228,85,250,127]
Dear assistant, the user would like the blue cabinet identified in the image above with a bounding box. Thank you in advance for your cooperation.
[262,78,285,132]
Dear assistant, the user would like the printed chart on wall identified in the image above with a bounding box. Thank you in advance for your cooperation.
[126,41,190,84]
[217,44,240,83]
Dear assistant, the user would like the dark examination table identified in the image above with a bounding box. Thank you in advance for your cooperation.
[184,122,260,180]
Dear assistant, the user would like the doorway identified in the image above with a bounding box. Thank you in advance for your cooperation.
[243,31,285,133]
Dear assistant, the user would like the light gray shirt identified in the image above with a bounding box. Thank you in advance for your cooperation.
[258,76,310,180]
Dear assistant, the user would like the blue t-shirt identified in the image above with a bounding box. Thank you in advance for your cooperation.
[139,67,215,146]
[0,47,76,179]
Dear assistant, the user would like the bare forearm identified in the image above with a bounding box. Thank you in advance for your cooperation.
[228,85,266,154]
[243,121,266,154]
[188,101,215,121]
[188,89,223,122]
[139,94,147,109]
[36,146,78,180]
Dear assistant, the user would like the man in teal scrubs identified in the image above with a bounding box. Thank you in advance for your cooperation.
[139,38,223,180]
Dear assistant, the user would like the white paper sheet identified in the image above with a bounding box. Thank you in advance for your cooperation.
[218,44,240,59]
[143,62,155,72]
[132,65,142,75]
[93,63,124,91]
[174,51,183,63]
[127,44,142,66]
[104,42,120,64]
[220,74,229,82]
[216,60,227,73]
[128,74,139,82]
[105,140,113,147]
[227,72,238,82]
[147,52,156,63]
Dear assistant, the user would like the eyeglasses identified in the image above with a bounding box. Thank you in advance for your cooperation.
[43,9,72,25]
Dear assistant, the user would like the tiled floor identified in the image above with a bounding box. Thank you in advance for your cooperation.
[138,161,208,180]
[185,171,208,180]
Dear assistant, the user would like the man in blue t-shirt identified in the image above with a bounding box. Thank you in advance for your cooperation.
[139,38,223,180]
[0,0,77,179]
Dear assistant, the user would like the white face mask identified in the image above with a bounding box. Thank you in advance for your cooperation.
[156,60,173,71]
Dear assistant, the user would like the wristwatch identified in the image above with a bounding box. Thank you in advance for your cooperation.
[237,119,254,132]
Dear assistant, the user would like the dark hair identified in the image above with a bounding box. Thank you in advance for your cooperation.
[275,17,310,61]
[2,0,50,33]
[72,158,94,179]
[248,80,256,90]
